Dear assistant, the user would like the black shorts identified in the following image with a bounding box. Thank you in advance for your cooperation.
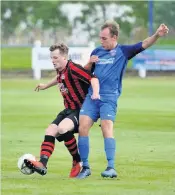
[51,108,80,133]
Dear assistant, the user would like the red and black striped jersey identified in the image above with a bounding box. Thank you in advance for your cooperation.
[57,60,96,110]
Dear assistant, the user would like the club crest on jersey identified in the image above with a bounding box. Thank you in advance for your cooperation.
[61,74,65,79]
[58,83,68,93]
[110,49,116,56]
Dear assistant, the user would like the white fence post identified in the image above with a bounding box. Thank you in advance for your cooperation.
[138,66,147,78]
[32,40,42,80]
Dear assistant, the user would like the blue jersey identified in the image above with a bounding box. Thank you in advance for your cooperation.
[88,42,144,98]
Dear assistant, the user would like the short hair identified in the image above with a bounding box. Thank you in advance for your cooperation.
[101,20,120,37]
[49,43,69,55]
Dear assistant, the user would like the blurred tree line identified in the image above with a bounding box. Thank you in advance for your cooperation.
[1,1,175,46]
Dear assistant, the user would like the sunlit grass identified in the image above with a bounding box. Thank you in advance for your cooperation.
[1,77,175,195]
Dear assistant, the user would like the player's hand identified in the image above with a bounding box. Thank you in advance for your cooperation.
[88,55,99,63]
[35,83,47,92]
[91,93,100,100]
[155,24,169,37]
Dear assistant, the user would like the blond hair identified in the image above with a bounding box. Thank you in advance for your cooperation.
[101,20,120,36]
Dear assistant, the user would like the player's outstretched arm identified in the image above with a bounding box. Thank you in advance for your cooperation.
[142,24,169,49]
[84,55,99,71]
[35,76,58,92]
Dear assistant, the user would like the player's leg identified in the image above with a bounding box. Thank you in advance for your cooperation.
[60,110,80,165]
[100,101,117,178]
[55,112,81,177]
[77,96,99,179]
[24,110,65,175]
[76,115,94,179]
[24,123,59,175]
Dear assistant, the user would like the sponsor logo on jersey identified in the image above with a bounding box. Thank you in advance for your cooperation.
[97,57,115,65]
[61,74,65,79]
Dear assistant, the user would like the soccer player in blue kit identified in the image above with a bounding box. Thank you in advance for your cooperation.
[76,21,169,179]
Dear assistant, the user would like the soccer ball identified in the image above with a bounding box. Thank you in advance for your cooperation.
[17,153,36,175]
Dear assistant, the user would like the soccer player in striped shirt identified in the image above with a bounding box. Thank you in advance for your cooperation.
[77,21,169,179]
[24,43,100,177]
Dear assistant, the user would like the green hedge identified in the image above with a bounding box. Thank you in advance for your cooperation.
[2,39,175,70]
[1,47,31,70]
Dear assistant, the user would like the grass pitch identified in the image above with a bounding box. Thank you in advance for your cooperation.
[1,77,175,195]
[1,47,31,70]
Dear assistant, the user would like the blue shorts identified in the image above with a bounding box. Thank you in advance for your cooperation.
[80,95,117,122]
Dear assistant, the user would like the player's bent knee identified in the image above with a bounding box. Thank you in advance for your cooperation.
[57,126,68,134]
[57,118,74,134]
[56,131,73,142]
[45,124,59,136]
[79,125,89,136]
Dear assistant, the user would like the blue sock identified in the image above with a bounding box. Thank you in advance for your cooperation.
[104,138,116,169]
[78,136,90,168]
